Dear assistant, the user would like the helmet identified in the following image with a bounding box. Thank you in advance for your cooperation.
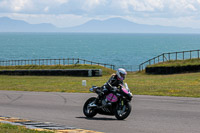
[116,68,127,81]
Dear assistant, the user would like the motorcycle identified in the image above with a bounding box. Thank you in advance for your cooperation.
[83,83,133,120]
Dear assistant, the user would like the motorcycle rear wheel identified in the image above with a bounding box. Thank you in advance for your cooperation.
[114,102,131,120]
[83,97,98,118]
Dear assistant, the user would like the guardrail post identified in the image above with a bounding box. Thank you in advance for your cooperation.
[198,50,200,59]
[63,59,65,65]
[163,54,164,62]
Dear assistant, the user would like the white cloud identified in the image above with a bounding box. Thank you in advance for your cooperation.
[81,0,107,11]
[56,0,69,4]
[35,0,68,6]
[1,0,199,15]
[0,0,200,28]
[44,7,49,12]
[0,0,33,12]
[118,0,164,12]
[185,4,197,11]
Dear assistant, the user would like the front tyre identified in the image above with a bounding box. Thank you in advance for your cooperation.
[114,102,132,120]
[83,97,97,118]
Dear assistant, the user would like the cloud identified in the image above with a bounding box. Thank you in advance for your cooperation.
[117,0,164,12]
[56,0,69,4]
[44,7,49,12]
[83,0,103,8]
[1,0,200,16]
[186,4,197,11]
[1,0,200,28]
[0,0,33,12]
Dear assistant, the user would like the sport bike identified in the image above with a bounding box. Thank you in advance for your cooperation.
[83,83,132,120]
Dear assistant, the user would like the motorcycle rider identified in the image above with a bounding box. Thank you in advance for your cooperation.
[96,68,127,105]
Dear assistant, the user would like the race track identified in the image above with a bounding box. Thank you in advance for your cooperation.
[0,90,200,133]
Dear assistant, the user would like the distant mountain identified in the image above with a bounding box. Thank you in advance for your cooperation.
[0,17,57,32]
[1,17,200,33]
[64,17,200,33]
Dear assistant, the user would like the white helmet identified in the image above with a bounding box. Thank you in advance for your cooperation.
[116,68,127,81]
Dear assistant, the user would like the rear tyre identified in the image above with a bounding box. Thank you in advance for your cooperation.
[114,102,131,120]
[83,97,97,118]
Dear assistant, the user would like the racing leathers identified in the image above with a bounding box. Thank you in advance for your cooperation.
[96,74,123,105]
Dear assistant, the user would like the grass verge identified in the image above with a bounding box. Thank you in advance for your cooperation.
[0,72,200,97]
[0,123,53,133]
[127,72,200,97]
[147,58,200,67]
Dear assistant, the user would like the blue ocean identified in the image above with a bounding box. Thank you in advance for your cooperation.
[0,33,200,71]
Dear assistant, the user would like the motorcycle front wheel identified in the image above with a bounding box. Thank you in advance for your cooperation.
[83,97,97,118]
[114,102,132,120]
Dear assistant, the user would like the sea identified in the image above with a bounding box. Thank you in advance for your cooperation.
[0,32,200,71]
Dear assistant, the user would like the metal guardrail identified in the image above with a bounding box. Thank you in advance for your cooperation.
[139,49,200,71]
[0,69,102,77]
[0,58,115,70]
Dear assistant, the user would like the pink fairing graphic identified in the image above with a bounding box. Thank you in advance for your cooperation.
[106,93,118,102]
[122,87,129,94]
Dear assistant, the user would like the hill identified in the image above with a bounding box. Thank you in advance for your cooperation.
[0,17,57,32]
[65,17,200,33]
[1,17,200,33]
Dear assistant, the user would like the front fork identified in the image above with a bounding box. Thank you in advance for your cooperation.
[121,100,124,106]
[118,99,126,112]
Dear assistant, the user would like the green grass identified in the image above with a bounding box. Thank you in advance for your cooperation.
[0,72,200,97]
[126,72,200,97]
[1,64,200,97]
[147,58,200,67]
[0,123,53,133]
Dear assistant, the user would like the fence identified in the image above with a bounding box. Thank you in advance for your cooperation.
[139,49,200,71]
[0,58,115,70]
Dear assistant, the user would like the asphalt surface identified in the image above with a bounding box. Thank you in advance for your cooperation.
[0,90,200,133]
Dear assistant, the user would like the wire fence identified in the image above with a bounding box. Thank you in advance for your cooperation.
[0,58,115,70]
[139,49,200,71]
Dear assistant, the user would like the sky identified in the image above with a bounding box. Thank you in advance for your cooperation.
[0,0,200,28]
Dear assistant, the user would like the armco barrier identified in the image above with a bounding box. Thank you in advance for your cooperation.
[146,65,200,74]
[0,69,102,77]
